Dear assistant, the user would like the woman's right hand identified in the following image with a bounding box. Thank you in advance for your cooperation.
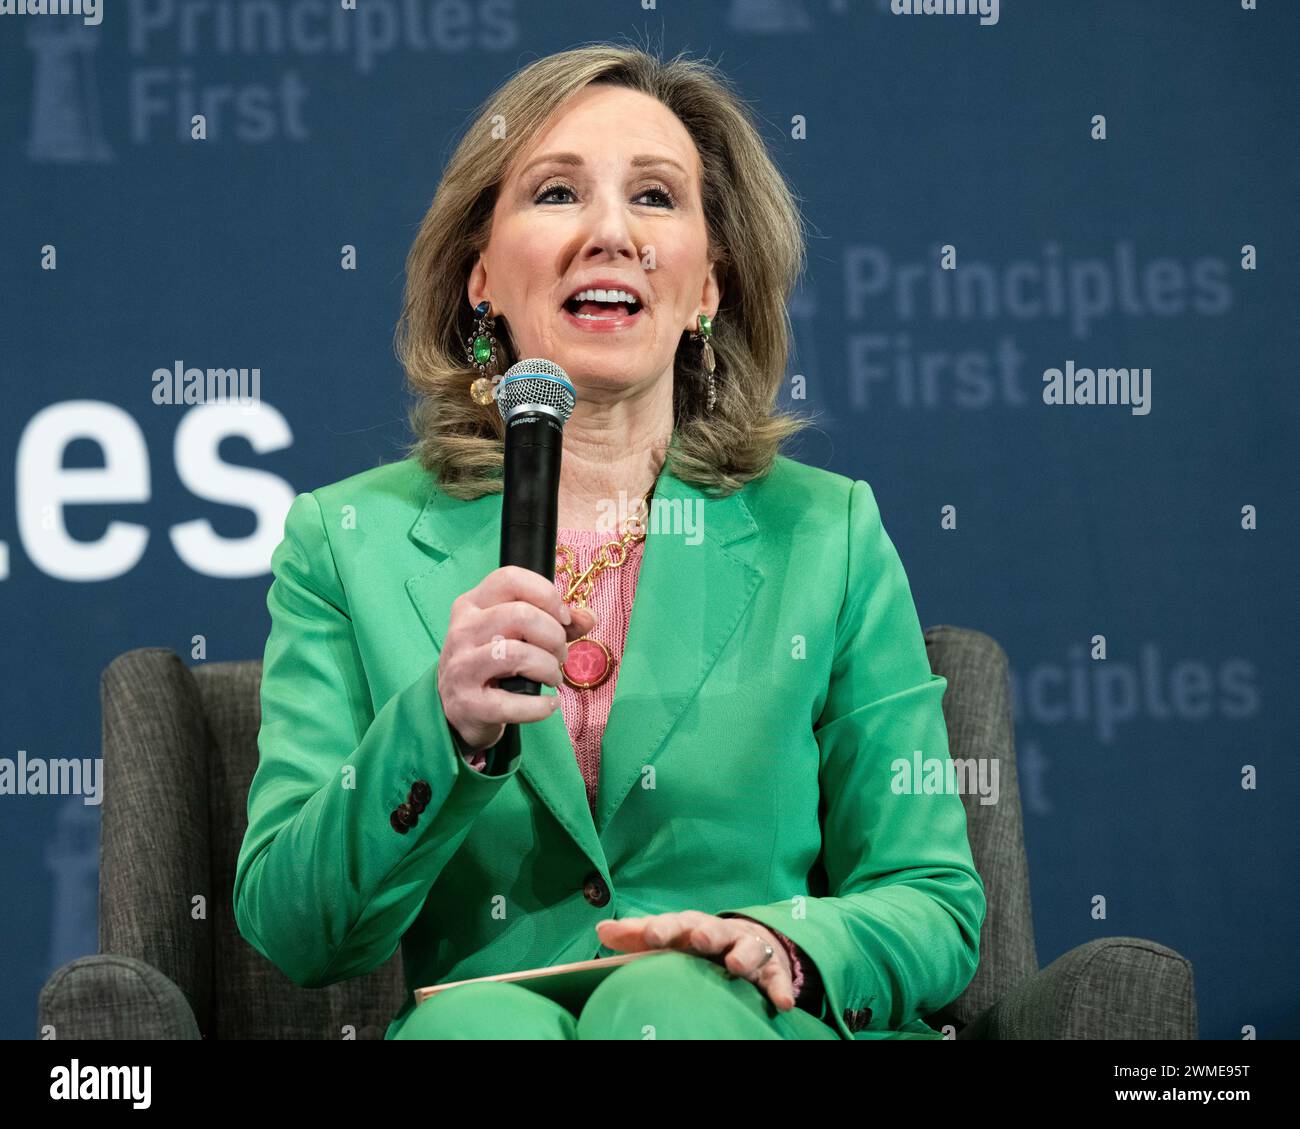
[437,564,597,754]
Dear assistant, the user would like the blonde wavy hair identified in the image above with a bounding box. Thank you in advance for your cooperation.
[396,42,810,500]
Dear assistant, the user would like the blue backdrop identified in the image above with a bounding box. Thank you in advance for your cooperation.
[2,0,1296,1040]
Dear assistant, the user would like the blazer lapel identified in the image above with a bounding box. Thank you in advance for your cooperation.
[404,476,607,871]
[402,461,764,864]
[594,469,763,834]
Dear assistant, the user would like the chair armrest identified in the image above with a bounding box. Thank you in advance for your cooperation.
[959,937,1197,1039]
[38,955,202,1040]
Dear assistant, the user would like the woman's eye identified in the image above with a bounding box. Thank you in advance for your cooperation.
[532,182,676,208]
[535,182,576,204]
[635,185,676,208]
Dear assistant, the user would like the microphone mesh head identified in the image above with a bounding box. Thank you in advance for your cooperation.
[497,359,576,423]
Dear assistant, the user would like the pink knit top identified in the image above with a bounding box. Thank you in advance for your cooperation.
[461,528,813,1006]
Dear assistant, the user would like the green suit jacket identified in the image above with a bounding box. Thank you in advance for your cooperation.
[233,453,986,1041]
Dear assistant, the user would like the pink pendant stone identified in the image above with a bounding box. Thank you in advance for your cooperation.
[562,637,613,689]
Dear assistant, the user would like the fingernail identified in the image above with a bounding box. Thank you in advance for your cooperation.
[560,604,572,625]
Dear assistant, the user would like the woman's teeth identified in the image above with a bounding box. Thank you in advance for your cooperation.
[565,288,642,319]
[571,288,640,306]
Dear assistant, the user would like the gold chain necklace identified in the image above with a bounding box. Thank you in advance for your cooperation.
[553,486,654,690]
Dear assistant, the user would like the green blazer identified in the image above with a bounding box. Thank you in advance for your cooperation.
[233,453,986,1041]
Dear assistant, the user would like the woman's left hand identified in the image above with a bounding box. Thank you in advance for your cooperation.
[596,911,797,1011]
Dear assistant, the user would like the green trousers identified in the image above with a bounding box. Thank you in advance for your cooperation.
[392,951,841,1040]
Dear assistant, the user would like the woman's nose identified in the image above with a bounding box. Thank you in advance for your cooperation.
[577,191,641,261]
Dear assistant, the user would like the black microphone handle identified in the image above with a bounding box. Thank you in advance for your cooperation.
[498,409,564,694]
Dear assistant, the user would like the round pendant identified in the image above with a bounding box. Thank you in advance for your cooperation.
[562,637,614,689]
[470,376,496,405]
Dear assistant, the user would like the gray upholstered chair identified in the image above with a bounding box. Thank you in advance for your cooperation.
[37,628,1197,1039]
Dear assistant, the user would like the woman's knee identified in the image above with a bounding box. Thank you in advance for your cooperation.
[578,951,778,1039]
[392,980,577,1040]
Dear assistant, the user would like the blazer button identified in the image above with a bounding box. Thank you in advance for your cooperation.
[389,809,412,834]
[407,789,428,815]
[392,802,418,831]
[842,1007,872,1032]
[411,780,432,807]
[582,872,610,907]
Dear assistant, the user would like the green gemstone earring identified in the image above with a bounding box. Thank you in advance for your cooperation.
[690,312,717,411]
[467,300,501,405]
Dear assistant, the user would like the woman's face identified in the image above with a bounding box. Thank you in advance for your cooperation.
[469,83,720,398]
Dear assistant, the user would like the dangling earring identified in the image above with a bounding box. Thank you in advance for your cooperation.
[690,312,717,412]
[467,300,502,405]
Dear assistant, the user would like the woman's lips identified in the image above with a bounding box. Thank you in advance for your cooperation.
[561,301,645,332]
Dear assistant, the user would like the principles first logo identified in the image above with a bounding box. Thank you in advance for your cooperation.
[22,0,520,159]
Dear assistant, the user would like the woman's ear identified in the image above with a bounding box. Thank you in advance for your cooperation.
[467,256,489,311]
[700,258,723,321]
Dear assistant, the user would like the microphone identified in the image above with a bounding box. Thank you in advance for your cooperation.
[495,358,577,695]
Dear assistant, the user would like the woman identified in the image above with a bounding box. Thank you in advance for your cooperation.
[233,43,986,1041]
